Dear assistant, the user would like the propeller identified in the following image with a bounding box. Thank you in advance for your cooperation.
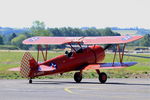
[103,44,113,50]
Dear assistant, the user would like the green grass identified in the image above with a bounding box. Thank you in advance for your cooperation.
[101,53,150,78]
[0,51,63,71]
[103,53,150,71]
[0,50,149,79]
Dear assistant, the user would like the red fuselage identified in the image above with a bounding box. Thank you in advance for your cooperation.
[34,45,105,77]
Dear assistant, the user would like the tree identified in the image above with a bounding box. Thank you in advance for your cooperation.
[11,34,27,49]
[140,34,150,47]
[10,33,17,40]
[0,35,4,45]
[30,20,52,36]
[83,28,101,36]
[48,27,120,37]
[48,28,61,36]
[101,28,114,36]
[8,33,17,44]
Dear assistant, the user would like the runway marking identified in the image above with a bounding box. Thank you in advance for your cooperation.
[64,87,73,94]
[64,85,150,99]
[64,83,106,94]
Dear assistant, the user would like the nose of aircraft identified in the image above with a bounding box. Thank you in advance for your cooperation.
[91,45,105,63]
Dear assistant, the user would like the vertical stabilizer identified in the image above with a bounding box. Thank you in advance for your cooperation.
[20,52,38,78]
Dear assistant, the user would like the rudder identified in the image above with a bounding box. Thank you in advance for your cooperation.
[20,52,38,78]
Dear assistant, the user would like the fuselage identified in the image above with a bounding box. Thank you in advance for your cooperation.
[35,45,105,77]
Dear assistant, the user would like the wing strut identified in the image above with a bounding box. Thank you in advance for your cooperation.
[112,44,126,65]
[37,45,48,62]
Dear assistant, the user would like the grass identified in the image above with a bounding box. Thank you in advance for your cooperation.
[0,51,63,71]
[103,53,150,71]
[0,50,149,79]
[101,53,150,78]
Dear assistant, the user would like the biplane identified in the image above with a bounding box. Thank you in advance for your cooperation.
[10,35,143,83]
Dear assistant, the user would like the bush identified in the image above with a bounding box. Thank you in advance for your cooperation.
[0,45,19,50]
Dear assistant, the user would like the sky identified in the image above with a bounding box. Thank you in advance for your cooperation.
[0,0,150,28]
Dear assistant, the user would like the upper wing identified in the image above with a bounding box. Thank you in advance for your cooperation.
[81,62,137,70]
[23,36,143,45]
[23,37,82,45]
[83,36,143,44]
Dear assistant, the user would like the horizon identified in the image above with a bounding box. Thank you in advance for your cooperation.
[0,25,148,30]
[0,0,150,29]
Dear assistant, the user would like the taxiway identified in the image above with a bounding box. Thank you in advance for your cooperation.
[0,79,149,100]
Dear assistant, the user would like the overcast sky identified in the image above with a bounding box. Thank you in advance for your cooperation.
[0,0,150,28]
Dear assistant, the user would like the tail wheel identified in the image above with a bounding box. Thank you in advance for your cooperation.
[74,72,82,83]
[99,72,107,83]
[29,79,32,84]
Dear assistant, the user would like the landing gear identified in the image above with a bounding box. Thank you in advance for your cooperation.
[29,79,32,84]
[74,72,82,83]
[98,72,107,83]
[96,70,107,83]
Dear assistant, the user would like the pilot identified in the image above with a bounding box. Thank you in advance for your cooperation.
[65,51,73,57]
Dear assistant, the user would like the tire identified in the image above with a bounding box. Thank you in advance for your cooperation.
[74,72,82,83]
[29,79,32,84]
[99,72,107,83]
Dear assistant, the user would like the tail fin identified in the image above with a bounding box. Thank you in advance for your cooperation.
[20,52,38,78]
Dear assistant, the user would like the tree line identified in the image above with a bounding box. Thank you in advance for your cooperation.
[0,21,149,50]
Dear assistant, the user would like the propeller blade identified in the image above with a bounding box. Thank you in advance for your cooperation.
[104,44,112,50]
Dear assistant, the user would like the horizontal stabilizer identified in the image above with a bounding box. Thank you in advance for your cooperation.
[9,67,20,71]
[83,62,137,70]
[38,65,56,71]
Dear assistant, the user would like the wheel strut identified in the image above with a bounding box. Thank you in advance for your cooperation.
[96,70,107,83]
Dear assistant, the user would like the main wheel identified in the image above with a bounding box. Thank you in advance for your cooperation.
[74,72,82,83]
[99,72,107,83]
[29,79,32,84]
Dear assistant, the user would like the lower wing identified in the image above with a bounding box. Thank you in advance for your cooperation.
[9,62,137,71]
[81,62,137,70]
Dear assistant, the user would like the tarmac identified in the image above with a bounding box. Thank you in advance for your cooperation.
[0,79,149,100]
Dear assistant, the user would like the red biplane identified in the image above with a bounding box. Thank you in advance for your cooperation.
[10,35,143,83]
